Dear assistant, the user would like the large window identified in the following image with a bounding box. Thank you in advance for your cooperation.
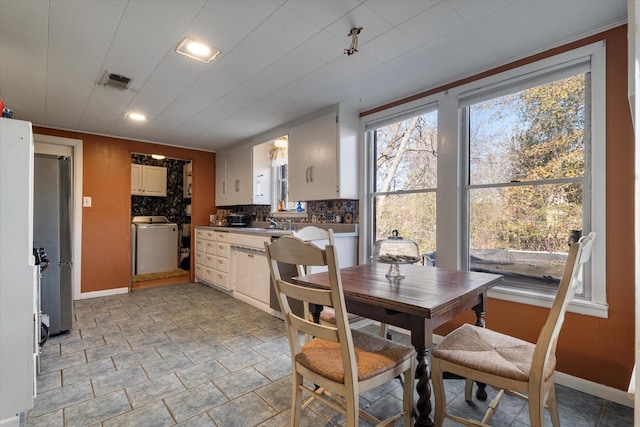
[369,109,438,255]
[364,42,606,317]
[463,72,588,293]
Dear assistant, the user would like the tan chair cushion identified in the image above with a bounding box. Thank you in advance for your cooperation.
[296,329,415,383]
[432,324,555,382]
[319,307,364,324]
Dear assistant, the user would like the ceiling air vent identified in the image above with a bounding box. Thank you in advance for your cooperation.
[100,71,131,91]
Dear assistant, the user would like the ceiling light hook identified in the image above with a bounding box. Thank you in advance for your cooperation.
[344,27,362,56]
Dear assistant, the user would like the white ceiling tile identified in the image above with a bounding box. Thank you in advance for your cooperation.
[364,0,440,25]
[284,0,362,29]
[232,6,322,63]
[470,2,554,59]
[399,1,467,46]
[447,0,517,22]
[360,28,420,63]
[0,0,49,124]
[185,0,283,53]
[534,0,627,42]
[322,2,394,43]
[100,0,206,83]
[45,0,128,128]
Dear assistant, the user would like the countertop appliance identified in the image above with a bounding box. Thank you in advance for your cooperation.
[131,216,178,275]
[34,154,73,336]
[226,213,249,227]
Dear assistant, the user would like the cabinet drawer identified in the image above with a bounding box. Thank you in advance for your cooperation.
[216,242,230,258]
[214,256,229,273]
[204,230,216,240]
[195,229,205,239]
[204,240,216,254]
[195,238,205,253]
[213,271,229,289]
[204,267,215,283]
[215,232,230,242]
[195,251,205,266]
[195,264,205,279]
[204,254,216,269]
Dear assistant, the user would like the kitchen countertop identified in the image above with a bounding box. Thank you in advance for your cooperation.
[196,223,359,237]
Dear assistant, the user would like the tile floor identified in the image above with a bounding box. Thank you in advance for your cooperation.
[25,282,633,427]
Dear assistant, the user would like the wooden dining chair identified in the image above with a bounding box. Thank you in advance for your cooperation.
[265,235,416,427]
[292,226,371,334]
[430,232,596,427]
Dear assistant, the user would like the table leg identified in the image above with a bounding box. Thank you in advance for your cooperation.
[414,348,434,427]
[473,305,488,401]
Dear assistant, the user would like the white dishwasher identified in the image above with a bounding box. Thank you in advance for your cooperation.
[131,216,178,275]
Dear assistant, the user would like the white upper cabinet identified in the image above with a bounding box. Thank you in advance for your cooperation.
[216,145,252,206]
[131,164,167,197]
[288,105,359,201]
[252,143,272,205]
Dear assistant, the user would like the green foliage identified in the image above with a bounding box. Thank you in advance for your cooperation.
[470,75,586,252]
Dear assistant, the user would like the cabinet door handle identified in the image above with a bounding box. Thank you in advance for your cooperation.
[309,166,313,183]
[222,182,225,194]
[235,179,240,192]
[306,166,310,183]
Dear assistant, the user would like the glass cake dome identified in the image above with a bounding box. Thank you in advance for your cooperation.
[373,230,421,279]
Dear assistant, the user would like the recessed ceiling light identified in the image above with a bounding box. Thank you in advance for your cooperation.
[175,37,220,63]
[126,112,147,121]
[151,154,165,160]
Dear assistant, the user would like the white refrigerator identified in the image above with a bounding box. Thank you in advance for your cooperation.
[0,118,36,425]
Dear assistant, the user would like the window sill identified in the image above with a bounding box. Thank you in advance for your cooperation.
[488,285,608,318]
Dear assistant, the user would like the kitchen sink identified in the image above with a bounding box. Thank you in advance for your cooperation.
[237,227,290,233]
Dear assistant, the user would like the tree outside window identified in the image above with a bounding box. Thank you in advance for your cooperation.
[371,110,438,256]
[466,74,587,290]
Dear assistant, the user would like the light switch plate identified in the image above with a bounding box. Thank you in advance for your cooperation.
[83,196,92,207]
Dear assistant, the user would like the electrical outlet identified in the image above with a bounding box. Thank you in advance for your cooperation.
[83,196,92,207]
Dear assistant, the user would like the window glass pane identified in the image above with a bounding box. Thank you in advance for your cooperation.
[375,111,438,192]
[469,75,585,185]
[374,193,436,256]
[469,183,583,290]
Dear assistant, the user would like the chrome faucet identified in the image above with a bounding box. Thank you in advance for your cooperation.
[268,218,292,230]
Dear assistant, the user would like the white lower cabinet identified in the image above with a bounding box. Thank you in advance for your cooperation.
[194,228,231,291]
[194,227,357,316]
[233,248,270,306]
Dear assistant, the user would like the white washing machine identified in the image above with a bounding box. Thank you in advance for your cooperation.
[131,216,178,275]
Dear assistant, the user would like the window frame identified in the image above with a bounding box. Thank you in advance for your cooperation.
[365,104,439,253]
[362,41,607,318]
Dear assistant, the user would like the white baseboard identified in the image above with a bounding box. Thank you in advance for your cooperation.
[79,287,129,299]
[555,371,634,408]
[0,414,20,427]
[382,323,634,408]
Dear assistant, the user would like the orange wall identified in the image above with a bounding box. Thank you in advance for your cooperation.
[428,26,634,391]
[32,128,216,293]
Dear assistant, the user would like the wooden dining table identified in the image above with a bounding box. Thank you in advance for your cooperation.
[291,262,503,427]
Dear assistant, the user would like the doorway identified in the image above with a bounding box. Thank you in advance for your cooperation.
[34,134,83,301]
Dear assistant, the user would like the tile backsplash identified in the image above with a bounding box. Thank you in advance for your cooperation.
[229,200,359,224]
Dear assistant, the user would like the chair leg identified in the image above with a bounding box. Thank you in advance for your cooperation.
[402,366,414,427]
[430,358,446,427]
[464,378,474,401]
[380,322,390,339]
[547,384,561,427]
[291,371,303,427]
[528,388,545,427]
[346,391,359,427]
